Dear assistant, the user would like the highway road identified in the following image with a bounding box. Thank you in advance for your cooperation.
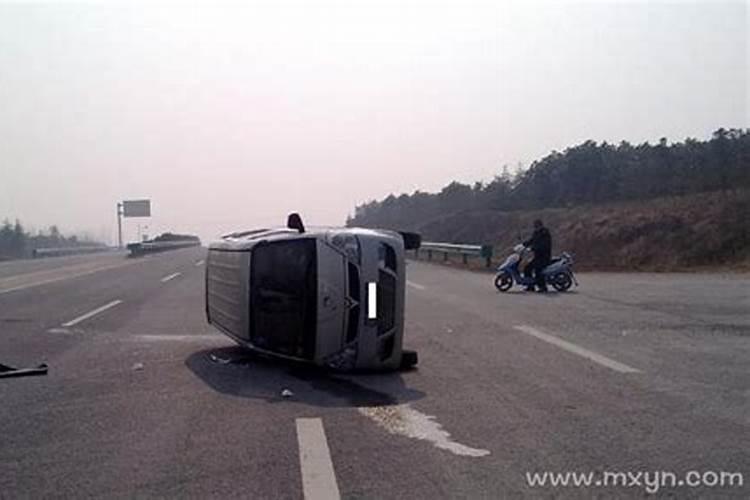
[0,248,747,498]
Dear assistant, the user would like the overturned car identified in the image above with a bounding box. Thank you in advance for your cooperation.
[205,214,419,371]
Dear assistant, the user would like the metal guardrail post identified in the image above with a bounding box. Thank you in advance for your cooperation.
[481,245,494,268]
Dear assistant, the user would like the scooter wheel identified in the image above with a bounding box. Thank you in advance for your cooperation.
[551,272,572,292]
[494,272,513,292]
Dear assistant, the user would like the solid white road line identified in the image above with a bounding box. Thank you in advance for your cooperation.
[296,418,341,500]
[514,325,641,374]
[195,260,205,266]
[62,300,123,327]
[160,272,181,283]
[0,261,141,295]
[406,280,426,290]
[130,334,226,342]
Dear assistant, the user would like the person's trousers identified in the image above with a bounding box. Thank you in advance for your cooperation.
[524,257,550,290]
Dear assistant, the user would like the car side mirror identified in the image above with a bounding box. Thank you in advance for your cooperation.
[399,231,421,250]
[287,213,305,233]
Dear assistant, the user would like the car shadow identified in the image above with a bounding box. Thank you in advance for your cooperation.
[185,345,426,408]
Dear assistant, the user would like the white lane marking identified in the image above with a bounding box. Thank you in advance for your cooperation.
[367,282,377,319]
[0,261,142,295]
[160,272,181,283]
[47,328,72,334]
[296,418,341,500]
[62,300,123,327]
[514,325,641,374]
[358,404,490,458]
[195,260,205,266]
[131,334,226,342]
[406,280,426,290]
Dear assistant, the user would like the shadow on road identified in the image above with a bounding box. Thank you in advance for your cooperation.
[498,290,579,298]
[185,346,426,408]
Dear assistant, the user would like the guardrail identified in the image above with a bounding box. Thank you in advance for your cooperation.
[32,246,112,258]
[413,242,494,267]
[127,240,201,256]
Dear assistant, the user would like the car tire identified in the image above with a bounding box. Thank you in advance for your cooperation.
[400,349,418,370]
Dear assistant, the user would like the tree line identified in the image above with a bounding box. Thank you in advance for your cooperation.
[347,128,750,230]
[0,220,104,260]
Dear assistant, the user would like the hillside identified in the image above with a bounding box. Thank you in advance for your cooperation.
[348,130,750,271]
[413,190,749,271]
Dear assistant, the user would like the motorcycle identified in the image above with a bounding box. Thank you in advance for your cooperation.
[494,244,578,292]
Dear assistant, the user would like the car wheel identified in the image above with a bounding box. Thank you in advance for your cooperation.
[400,349,418,370]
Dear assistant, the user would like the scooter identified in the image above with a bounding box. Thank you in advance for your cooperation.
[494,244,578,292]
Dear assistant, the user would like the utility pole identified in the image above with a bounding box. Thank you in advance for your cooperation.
[117,202,123,249]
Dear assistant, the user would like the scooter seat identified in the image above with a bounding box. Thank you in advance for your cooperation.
[542,259,566,274]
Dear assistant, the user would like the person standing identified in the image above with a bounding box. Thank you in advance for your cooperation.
[523,219,552,292]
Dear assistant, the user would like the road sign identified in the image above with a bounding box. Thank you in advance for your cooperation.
[117,199,152,248]
[122,200,151,218]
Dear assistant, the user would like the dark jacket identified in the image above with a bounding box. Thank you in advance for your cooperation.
[524,226,552,261]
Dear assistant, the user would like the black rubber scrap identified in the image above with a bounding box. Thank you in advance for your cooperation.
[0,362,48,379]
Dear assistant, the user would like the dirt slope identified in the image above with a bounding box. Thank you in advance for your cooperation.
[415,190,750,271]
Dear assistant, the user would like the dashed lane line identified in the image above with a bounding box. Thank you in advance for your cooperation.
[160,272,182,283]
[514,324,642,374]
[61,300,123,327]
[296,418,341,500]
[407,280,426,290]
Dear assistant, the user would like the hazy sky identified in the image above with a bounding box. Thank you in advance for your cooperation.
[0,0,747,243]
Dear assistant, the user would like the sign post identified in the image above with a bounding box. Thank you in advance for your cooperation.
[117,202,123,249]
[117,199,151,248]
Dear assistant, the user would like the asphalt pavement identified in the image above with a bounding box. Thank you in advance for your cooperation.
[0,249,747,498]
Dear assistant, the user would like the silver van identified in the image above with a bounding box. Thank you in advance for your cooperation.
[205,214,419,371]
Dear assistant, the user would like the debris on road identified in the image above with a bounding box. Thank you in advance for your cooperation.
[281,388,294,398]
[359,404,490,458]
[0,362,48,379]
[131,362,144,371]
[209,353,232,365]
